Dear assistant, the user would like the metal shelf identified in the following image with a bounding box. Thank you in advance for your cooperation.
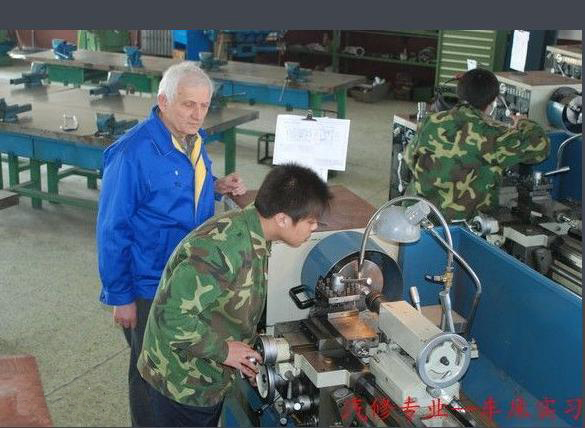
[287,47,437,68]
[338,53,437,68]
[347,30,439,39]
[284,30,439,77]
[286,46,334,56]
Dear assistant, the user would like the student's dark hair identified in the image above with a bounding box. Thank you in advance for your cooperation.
[456,68,499,110]
[254,164,332,223]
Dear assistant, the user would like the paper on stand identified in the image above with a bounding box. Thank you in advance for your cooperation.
[510,30,530,72]
[272,114,350,182]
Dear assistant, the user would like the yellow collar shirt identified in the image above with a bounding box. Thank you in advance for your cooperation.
[171,133,206,207]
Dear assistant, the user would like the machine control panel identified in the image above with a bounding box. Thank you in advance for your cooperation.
[494,71,581,128]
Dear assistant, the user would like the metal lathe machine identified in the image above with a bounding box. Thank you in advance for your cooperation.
[224,186,582,427]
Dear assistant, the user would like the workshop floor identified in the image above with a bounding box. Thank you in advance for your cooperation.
[0,60,417,426]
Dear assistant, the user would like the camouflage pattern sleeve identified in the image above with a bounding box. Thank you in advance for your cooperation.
[492,119,550,169]
[139,206,269,407]
[403,133,417,171]
[150,248,233,365]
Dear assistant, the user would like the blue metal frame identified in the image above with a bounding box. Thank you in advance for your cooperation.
[218,80,335,110]
[222,378,286,427]
[219,80,305,109]
[400,227,582,427]
[172,30,212,60]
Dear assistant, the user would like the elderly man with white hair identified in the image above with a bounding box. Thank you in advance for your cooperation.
[96,62,246,427]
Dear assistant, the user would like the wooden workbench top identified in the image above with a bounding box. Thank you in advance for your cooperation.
[0,84,258,147]
[546,44,582,58]
[21,49,366,93]
[495,70,583,87]
[394,112,418,129]
[229,184,376,232]
[0,355,52,426]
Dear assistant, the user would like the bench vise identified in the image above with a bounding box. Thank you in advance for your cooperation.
[208,82,245,112]
[0,98,32,123]
[9,63,48,88]
[285,61,312,83]
[52,39,77,60]
[124,46,143,68]
[0,38,15,64]
[95,113,138,137]
[198,51,227,71]
[89,72,124,97]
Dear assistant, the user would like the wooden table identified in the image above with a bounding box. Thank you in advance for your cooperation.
[0,84,258,209]
[19,49,366,119]
[0,355,52,427]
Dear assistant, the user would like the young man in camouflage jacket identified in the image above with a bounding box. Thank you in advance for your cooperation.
[137,164,332,426]
[404,68,550,221]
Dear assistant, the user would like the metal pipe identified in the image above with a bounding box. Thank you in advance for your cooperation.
[439,290,456,333]
[555,133,582,170]
[429,228,482,340]
[544,166,571,176]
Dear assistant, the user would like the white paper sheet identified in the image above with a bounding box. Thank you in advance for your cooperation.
[272,114,350,179]
[510,30,530,72]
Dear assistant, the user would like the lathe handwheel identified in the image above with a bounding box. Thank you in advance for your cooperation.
[416,333,471,389]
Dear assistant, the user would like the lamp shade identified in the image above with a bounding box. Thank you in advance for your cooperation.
[372,201,431,243]
[373,205,421,243]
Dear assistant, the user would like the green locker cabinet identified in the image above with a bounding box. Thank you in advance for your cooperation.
[435,30,510,92]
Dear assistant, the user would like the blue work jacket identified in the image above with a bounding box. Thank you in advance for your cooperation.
[97,106,219,306]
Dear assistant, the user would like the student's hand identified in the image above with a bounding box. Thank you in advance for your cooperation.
[113,302,137,329]
[215,173,246,196]
[223,341,262,380]
[511,113,528,128]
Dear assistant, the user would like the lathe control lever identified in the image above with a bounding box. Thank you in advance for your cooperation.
[409,286,422,312]
[289,285,314,309]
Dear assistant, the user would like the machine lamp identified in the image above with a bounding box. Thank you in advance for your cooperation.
[357,196,482,340]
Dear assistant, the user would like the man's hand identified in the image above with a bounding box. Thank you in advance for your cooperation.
[215,172,246,196]
[223,341,262,381]
[113,302,137,329]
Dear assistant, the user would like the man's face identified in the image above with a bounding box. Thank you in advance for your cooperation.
[158,81,211,137]
[280,216,319,247]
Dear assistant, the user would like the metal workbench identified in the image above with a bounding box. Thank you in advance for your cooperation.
[0,84,258,209]
[18,49,366,118]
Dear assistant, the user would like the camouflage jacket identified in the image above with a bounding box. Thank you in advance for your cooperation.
[403,104,549,221]
[137,204,270,407]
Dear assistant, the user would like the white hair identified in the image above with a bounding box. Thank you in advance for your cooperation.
[157,61,214,103]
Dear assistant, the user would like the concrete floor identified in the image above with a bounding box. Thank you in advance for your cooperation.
[0,60,417,426]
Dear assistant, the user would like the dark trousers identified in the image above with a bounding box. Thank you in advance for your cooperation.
[147,382,224,427]
[122,298,155,427]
